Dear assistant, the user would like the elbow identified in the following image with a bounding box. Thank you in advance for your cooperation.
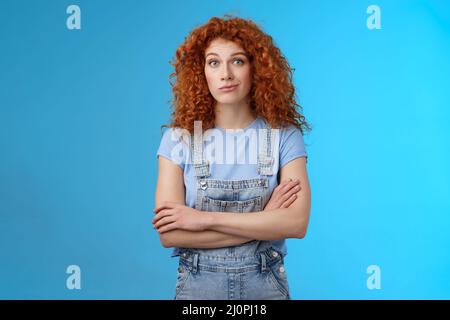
[159,233,173,248]
[295,228,307,239]
[162,241,173,248]
[290,210,310,239]
[291,223,308,239]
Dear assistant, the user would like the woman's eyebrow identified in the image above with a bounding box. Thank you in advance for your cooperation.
[205,52,247,58]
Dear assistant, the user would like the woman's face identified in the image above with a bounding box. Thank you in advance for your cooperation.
[204,38,252,106]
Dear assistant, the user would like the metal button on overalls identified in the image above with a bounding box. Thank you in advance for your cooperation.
[174,119,290,300]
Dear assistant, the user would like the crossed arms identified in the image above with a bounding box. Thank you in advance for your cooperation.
[154,155,311,248]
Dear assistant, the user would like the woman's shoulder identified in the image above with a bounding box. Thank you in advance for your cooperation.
[158,127,192,163]
[160,126,191,143]
[278,123,304,141]
[277,123,307,166]
[280,121,302,132]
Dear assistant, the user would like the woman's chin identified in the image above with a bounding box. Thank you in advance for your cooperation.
[214,96,245,105]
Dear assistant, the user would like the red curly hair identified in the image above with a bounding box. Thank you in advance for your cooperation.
[162,14,312,136]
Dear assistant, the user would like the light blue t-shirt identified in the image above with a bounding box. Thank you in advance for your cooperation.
[156,115,308,257]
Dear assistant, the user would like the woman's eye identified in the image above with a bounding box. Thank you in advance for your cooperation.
[207,59,244,66]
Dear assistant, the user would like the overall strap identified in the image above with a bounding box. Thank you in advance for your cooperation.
[190,121,210,178]
[257,120,275,176]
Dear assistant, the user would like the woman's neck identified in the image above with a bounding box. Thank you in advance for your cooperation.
[214,102,255,130]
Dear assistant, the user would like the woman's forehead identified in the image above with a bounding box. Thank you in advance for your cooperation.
[205,38,244,53]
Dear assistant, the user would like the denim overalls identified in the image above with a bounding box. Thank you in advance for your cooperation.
[174,120,291,300]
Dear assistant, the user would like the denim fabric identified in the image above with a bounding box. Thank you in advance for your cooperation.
[173,121,291,300]
[174,247,290,300]
[157,116,308,258]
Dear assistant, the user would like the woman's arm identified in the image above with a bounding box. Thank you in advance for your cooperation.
[154,157,311,240]
[200,157,311,240]
[157,229,254,249]
[155,155,254,248]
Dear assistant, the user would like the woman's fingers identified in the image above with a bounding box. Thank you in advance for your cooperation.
[153,201,178,214]
[279,180,301,208]
[282,179,300,191]
[281,184,301,201]
[275,179,298,197]
[152,209,172,224]
[274,180,289,192]
[264,179,302,211]
[278,180,301,199]
[154,215,176,230]
[276,179,299,195]
[281,193,298,208]
[158,222,178,234]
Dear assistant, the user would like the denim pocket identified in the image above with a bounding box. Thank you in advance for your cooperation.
[202,196,263,213]
[267,258,290,298]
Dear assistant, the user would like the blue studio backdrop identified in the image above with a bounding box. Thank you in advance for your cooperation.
[0,0,449,299]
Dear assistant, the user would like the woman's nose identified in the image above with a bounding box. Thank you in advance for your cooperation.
[221,65,233,80]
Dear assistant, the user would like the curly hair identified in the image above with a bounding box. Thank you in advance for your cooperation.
[161,14,312,136]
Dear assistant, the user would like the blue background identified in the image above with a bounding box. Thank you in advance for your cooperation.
[0,0,449,299]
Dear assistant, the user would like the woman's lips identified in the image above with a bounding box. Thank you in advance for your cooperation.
[219,85,238,92]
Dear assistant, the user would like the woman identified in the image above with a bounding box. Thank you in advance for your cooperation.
[153,15,312,300]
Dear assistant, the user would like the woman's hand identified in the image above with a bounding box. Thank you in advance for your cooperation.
[264,178,301,211]
[152,201,209,234]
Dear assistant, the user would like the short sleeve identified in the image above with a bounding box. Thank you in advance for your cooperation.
[156,128,188,171]
[279,125,308,168]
